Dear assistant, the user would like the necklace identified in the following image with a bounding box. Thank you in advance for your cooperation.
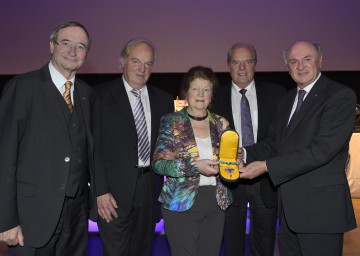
[188,111,208,121]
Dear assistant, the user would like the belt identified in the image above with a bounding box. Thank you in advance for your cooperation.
[137,166,151,176]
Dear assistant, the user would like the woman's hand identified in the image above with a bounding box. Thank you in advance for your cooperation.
[237,147,244,168]
[195,159,219,176]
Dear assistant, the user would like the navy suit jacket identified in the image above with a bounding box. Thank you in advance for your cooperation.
[247,75,357,233]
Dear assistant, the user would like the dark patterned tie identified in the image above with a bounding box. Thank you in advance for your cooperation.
[288,89,306,125]
[131,89,150,163]
[63,81,74,113]
[240,89,255,146]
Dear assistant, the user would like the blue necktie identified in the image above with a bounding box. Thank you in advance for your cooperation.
[240,89,255,147]
[131,89,150,163]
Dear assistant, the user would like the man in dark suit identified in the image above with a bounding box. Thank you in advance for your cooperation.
[240,41,357,255]
[0,21,94,255]
[94,38,173,256]
[212,43,286,256]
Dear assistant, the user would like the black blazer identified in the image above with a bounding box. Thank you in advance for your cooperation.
[93,78,173,221]
[211,80,286,207]
[247,75,357,233]
[0,65,95,247]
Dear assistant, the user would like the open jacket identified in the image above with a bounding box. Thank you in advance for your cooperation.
[152,107,232,212]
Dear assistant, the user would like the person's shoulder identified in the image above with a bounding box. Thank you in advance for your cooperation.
[255,80,286,93]
[93,77,123,91]
[147,84,173,98]
[210,111,229,126]
[216,83,232,94]
[160,109,182,123]
[322,76,356,98]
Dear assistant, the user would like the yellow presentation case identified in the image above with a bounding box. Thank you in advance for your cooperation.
[219,130,240,182]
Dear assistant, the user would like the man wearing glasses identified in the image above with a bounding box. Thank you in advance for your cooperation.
[0,21,94,256]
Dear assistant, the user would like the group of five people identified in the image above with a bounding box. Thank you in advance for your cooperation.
[0,21,356,256]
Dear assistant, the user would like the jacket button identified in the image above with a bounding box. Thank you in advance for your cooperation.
[65,157,70,162]
[60,184,65,190]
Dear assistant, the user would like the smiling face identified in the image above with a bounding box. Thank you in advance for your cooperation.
[50,26,88,79]
[186,78,213,114]
[121,42,154,90]
[286,41,322,89]
[229,47,256,89]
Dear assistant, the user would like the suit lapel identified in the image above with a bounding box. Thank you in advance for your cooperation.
[74,81,94,150]
[41,79,69,134]
[284,76,326,137]
[148,85,164,147]
[110,80,137,132]
[255,82,267,141]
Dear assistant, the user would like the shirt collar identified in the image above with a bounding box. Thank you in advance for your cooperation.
[298,73,321,94]
[122,75,148,95]
[48,61,75,90]
[231,79,255,94]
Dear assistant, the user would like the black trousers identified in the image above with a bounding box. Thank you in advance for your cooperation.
[98,171,155,256]
[223,181,278,256]
[162,186,225,256]
[9,192,89,256]
[279,207,344,256]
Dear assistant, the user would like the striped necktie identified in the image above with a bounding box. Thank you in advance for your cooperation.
[131,89,150,163]
[63,81,74,113]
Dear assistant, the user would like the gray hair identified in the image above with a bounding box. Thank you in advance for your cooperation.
[120,38,156,60]
[49,21,91,52]
[283,42,322,65]
[227,42,257,65]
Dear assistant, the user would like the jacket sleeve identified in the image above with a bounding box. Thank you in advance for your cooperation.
[0,78,29,232]
[152,115,199,178]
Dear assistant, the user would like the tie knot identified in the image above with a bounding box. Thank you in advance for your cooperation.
[298,89,306,101]
[240,89,247,95]
[131,89,141,98]
[65,81,72,90]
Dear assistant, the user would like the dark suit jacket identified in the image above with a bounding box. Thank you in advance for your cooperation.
[0,65,95,247]
[211,80,286,207]
[93,78,173,221]
[247,75,357,233]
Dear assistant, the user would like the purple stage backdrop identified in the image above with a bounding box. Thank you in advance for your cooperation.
[1,1,360,75]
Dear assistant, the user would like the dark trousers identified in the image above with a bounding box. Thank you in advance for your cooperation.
[98,172,155,256]
[162,186,225,256]
[279,208,344,256]
[9,192,88,256]
[223,181,278,256]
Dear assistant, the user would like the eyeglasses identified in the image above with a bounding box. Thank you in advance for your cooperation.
[54,40,87,54]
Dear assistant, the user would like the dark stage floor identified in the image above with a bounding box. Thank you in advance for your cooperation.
[1,199,360,255]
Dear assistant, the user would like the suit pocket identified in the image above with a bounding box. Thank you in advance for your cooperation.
[309,173,347,187]
[17,181,37,198]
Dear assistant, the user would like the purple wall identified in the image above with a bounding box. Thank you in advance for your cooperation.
[1,0,360,74]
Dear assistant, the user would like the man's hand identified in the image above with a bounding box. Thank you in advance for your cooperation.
[239,161,268,179]
[0,226,24,246]
[97,193,118,223]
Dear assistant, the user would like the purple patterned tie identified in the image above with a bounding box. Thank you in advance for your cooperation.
[131,89,150,163]
[240,89,255,147]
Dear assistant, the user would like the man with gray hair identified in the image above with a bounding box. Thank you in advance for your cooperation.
[212,42,286,256]
[240,41,357,255]
[93,38,173,256]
